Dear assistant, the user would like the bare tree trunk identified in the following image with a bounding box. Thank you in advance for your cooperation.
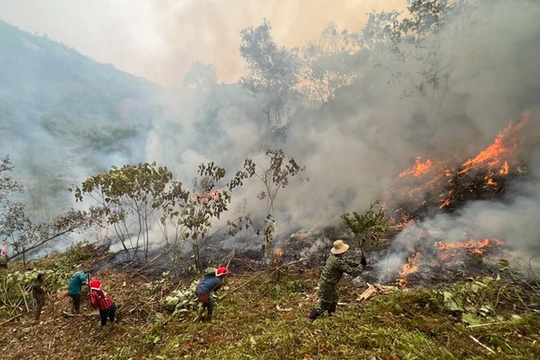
[192,239,200,271]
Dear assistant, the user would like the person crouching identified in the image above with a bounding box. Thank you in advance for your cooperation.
[195,266,228,322]
[89,279,116,327]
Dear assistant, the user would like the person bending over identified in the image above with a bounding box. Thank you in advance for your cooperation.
[89,279,116,327]
[309,240,365,322]
[195,266,228,322]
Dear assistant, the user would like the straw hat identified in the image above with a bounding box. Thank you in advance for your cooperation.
[331,240,349,255]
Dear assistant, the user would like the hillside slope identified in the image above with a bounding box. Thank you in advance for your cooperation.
[0,20,161,212]
[1,247,539,359]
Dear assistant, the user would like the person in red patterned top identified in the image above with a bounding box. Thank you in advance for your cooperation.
[89,279,116,326]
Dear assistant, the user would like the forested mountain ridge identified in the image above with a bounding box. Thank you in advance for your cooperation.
[0,19,160,162]
[0,20,161,212]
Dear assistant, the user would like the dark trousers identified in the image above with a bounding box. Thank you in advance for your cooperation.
[68,293,81,313]
[309,301,337,321]
[99,304,116,326]
[34,297,45,321]
[196,292,215,315]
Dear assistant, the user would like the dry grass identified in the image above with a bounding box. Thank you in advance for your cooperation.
[1,258,539,359]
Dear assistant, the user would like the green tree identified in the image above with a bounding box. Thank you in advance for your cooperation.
[73,162,174,262]
[183,62,218,91]
[0,156,22,198]
[359,0,474,151]
[250,150,306,263]
[299,24,361,105]
[3,207,105,265]
[0,156,104,265]
[74,161,254,270]
[239,19,300,145]
[162,161,254,270]
[341,202,389,250]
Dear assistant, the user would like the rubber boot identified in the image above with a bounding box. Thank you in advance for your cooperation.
[328,303,337,316]
[308,309,320,322]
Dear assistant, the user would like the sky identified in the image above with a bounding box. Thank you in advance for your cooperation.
[0,0,404,86]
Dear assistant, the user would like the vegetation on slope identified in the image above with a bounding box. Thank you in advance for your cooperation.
[1,246,539,359]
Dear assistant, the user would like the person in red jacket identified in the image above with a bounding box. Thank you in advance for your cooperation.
[88,279,116,326]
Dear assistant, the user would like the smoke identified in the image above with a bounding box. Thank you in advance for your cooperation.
[148,0,407,84]
[352,0,540,278]
[0,0,405,86]
[140,1,540,263]
[2,0,540,265]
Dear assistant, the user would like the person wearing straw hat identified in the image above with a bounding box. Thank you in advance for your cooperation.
[309,239,365,322]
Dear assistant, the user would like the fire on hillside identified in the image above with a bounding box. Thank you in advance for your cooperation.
[382,112,530,287]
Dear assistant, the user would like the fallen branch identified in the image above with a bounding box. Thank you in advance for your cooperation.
[469,335,496,354]
[0,313,22,326]
[61,311,94,318]
[374,283,398,293]
[467,321,506,328]
[230,271,267,292]
[230,259,309,292]
[357,284,377,302]
[277,258,308,269]
[357,283,398,302]
[226,250,235,269]
[230,257,261,272]
[17,284,30,313]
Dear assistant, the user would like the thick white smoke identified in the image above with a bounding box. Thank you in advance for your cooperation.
[141,1,540,265]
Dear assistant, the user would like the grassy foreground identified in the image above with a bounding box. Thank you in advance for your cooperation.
[1,253,539,359]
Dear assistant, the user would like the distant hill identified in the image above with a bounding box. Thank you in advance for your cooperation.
[0,20,162,215]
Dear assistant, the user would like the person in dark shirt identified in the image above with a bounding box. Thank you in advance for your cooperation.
[195,266,228,322]
[309,240,365,322]
[32,273,46,321]
[67,265,89,314]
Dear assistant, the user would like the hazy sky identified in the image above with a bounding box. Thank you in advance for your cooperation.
[0,0,404,86]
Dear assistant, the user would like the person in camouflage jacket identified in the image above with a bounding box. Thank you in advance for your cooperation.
[309,239,365,322]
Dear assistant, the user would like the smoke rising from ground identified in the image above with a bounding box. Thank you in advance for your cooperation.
[135,1,540,262]
[362,0,540,278]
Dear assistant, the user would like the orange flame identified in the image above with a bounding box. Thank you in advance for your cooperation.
[458,112,529,175]
[399,158,433,178]
[499,161,509,176]
[484,176,497,187]
[437,238,503,254]
[193,190,220,204]
[273,248,284,258]
[399,112,530,207]
[398,252,422,286]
